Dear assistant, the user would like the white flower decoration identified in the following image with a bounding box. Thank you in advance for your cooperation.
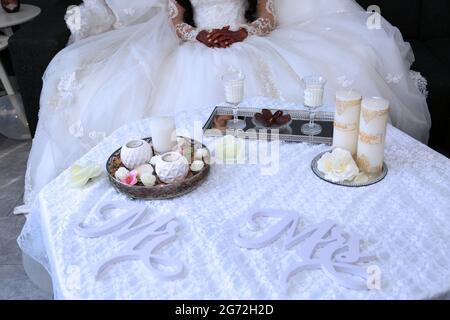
[67,162,102,188]
[190,160,205,172]
[317,148,359,182]
[140,174,157,187]
[115,167,129,181]
[69,121,84,138]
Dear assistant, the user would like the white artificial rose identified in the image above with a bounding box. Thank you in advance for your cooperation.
[67,162,103,188]
[317,148,359,182]
[140,174,157,187]
[114,167,129,181]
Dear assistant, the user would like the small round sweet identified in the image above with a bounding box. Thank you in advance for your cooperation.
[135,164,154,177]
[190,160,205,172]
[140,174,157,187]
[115,167,130,181]
[194,148,209,160]
[149,155,161,166]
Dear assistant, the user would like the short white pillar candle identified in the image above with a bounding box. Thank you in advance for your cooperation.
[333,90,362,156]
[356,97,390,175]
[150,116,177,154]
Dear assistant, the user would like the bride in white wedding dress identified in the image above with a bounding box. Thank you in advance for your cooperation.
[23,0,431,209]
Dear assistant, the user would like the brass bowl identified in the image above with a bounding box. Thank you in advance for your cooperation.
[106,137,210,200]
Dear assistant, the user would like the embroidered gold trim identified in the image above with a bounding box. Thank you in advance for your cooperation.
[334,121,357,131]
[335,99,362,115]
[356,154,383,174]
[361,107,389,123]
[359,130,383,145]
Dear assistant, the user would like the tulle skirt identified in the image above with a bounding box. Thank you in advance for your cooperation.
[24,6,431,205]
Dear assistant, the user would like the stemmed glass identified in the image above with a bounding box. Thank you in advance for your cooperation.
[301,75,327,136]
[222,71,246,130]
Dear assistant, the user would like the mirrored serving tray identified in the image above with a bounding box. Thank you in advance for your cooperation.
[202,106,334,145]
[311,151,388,187]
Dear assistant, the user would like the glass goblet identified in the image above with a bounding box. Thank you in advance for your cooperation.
[301,75,327,136]
[222,71,246,130]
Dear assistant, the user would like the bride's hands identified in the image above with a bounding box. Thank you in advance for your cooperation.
[196,30,215,48]
[196,28,231,48]
[207,27,248,48]
[195,26,248,48]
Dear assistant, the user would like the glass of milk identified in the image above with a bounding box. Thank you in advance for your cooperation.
[222,71,246,130]
[301,75,327,136]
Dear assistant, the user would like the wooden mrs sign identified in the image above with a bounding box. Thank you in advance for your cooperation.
[234,209,378,291]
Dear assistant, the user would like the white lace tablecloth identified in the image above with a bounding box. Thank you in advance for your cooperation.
[19,97,450,300]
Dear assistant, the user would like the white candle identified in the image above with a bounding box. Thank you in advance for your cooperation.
[333,90,362,156]
[356,97,390,175]
[150,117,177,154]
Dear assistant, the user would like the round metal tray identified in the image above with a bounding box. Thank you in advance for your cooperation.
[311,151,388,187]
[106,137,210,200]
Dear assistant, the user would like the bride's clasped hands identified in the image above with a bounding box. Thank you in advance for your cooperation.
[198,26,249,48]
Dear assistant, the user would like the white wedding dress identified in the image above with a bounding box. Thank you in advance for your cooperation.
[23,0,431,209]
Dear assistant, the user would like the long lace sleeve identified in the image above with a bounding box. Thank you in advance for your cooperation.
[168,0,199,41]
[243,0,276,36]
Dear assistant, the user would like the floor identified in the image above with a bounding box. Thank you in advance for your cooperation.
[0,134,52,300]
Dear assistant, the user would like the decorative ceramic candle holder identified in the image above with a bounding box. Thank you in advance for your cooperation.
[120,140,153,170]
[333,90,362,156]
[155,152,189,184]
[357,97,389,175]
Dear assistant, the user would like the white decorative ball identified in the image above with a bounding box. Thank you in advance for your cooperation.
[190,160,205,172]
[120,140,153,170]
[135,164,154,177]
[140,174,157,187]
[149,155,161,166]
[155,152,189,184]
[115,167,130,181]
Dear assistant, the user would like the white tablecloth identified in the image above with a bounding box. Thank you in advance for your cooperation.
[19,97,450,299]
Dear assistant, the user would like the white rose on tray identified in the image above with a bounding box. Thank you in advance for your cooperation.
[317,148,359,183]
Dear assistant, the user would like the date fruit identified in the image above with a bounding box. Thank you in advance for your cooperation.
[254,109,291,127]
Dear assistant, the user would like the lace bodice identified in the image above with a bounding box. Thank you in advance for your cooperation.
[169,0,276,41]
[192,0,247,30]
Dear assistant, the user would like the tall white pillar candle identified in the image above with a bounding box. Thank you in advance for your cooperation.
[333,90,362,156]
[356,97,390,175]
[150,117,177,154]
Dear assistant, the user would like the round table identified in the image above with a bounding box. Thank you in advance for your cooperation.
[18,97,450,300]
[0,4,41,140]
